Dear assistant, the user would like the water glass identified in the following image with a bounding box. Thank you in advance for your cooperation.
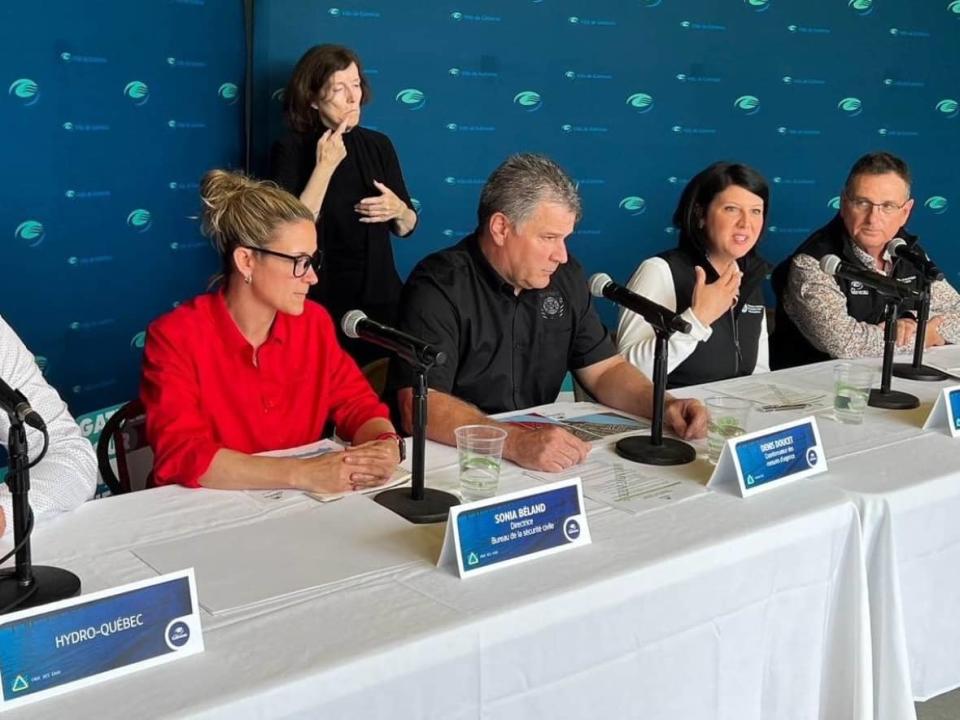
[706,397,752,464]
[833,363,875,424]
[454,425,508,502]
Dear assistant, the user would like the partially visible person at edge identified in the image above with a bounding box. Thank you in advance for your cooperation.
[140,170,403,492]
[270,44,418,368]
[771,151,960,368]
[0,315,97,537]
[389,153,708,474]
[617,161,772,388]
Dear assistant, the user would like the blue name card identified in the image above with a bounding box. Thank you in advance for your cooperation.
[438,479,591,578]
[707,416,827,498]
[0,569,203,713]
[923,385,960,437]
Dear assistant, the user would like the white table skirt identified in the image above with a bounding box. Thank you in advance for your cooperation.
[1,446,872,719]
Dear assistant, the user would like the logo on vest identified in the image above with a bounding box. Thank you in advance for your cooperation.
[849,280,869,296]
[539,292,566,320]
[742,303,764,314]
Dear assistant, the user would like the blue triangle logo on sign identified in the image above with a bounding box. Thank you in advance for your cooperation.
[11,675,28,692]
[467,552,479,566]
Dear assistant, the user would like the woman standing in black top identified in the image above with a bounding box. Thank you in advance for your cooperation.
[270,45,418,366]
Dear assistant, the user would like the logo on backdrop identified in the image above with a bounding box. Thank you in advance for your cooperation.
[167,57,207,68]
[626,93,654,113]
[15,220,45,247]
[950,0,960,15]
[848,0,874,15]
[130,331,147,350]
[34,355,48,374]
[828,196,842,210]
[410,198,422,213]
[936,99,959,118]
[884,77,925,88]
[449,67,499,79]
[787,23,831,34]
[679,19,727,31]
[838,97,863,116]
[924,196,949,214]
[8,78,39,106]
[60,51,107,64]
[127,209,152,232]
[677,73,721,83]
[734,95,760,114]
[745,0,771,12]
[395,88,426,110]
[218,82,239,104]
[513,91,542,111]
[449,10,501,22]
[271,88,285,103]
[568,16,617,26]
[889,28,931,37]
[619,197,647,216]
[123,81,149,106]
[783,75,826,85]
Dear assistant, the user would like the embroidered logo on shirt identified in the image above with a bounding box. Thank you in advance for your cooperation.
[849,280,870,296]
[539,292,567,320]
[742,303,765,314]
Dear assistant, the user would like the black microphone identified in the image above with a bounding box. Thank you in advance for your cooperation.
[820,255,919,300]
[887,237,944,282]
[588,273,692,334]
[341,310,446,368]
[0,377,46,431]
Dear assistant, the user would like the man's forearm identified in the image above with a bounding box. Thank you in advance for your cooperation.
[584,359,657,420]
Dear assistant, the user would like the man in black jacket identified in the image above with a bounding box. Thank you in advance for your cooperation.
[771,151,960,369]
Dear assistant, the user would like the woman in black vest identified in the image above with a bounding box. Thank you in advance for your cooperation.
[617,162,772,388]
[270,45,418,367]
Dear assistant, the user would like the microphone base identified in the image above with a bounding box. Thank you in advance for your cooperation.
[868,388,920,410]
[892,362,950,382]
[0,566,81,615]
[374,487,459,524]
[614,435,697,466]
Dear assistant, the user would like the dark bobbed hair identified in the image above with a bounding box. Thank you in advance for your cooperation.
[672,161,770,257]
[283,44,371,134]
[843,151,911,196]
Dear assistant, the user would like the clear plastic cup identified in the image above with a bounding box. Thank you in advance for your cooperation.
[454,425,508,502]
[833,363,875,424]
[706,397,752,464]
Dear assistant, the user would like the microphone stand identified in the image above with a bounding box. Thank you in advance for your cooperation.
[0,413,81,614]
[374,358,459,524]
[869,299,920,410]
[893,278,949,381]
[614,325,697,466]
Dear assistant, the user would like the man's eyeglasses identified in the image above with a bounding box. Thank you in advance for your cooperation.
[844,193,910,216]
[243,246,323,277]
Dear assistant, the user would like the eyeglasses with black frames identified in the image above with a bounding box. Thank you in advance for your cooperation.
[243,246,323,277]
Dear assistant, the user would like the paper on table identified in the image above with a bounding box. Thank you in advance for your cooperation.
[711,381,832,413]
[527,460,705,515]
[133,497,432,615]
[503,410,648,443]
[247,439,411,504]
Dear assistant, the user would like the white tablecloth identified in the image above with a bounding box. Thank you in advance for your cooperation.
[1,437,873,719]
[705,347,960,714]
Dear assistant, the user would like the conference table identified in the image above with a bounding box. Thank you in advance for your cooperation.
[4,349,960,720]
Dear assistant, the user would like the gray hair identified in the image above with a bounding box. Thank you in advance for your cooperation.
[477,153,582,229]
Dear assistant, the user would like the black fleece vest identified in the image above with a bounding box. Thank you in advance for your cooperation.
[658,248,769,389]
[770,215,925,369]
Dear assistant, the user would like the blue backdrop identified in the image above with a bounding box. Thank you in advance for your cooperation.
[251,0,960,328]
[2,1,245,442]
[4,0,960,438]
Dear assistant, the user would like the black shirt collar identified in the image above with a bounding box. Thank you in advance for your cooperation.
[465,231,519,296]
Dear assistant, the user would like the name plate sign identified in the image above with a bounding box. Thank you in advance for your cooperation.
[438,479,591,578]
[923,385,960,437]
[708,417,827,498]
[0,569,203,712]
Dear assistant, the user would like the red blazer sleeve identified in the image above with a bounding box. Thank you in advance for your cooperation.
[140,315,221,488]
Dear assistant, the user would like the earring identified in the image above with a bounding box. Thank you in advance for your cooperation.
[310,103,318,110]
[244,275,252,285]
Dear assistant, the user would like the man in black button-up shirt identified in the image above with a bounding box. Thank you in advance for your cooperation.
[392,154,707,472]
